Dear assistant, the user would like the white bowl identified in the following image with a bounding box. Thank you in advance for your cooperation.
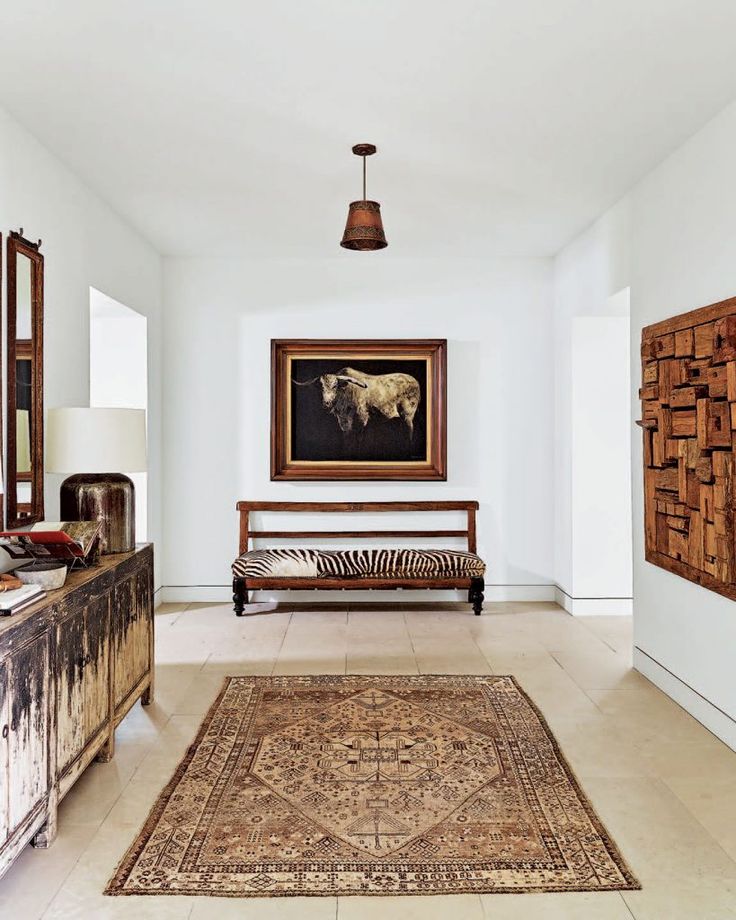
[15,561,68,590]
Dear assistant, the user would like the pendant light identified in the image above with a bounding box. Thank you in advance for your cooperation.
[340,143,388,251]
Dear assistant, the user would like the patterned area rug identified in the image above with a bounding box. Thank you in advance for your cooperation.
[106,675,639,897]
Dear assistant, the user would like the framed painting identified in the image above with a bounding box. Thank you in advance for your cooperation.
[271,339,447,480]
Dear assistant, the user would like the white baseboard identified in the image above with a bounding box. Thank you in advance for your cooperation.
[554,587,632,616]
[634,647,736,752]
[161,584,632,613]
[161,586,233,603]
[160,584,557,605]
[484,585,556,602]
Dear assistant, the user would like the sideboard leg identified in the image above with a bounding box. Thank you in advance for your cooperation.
[96,736,115,762]
[31,792,58,849]
[96,723,116,762]
[470,577,485,616]
[143,583,155,705]
[233,577,247,616]
[141,679,154,706]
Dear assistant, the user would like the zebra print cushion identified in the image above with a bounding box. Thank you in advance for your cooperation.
[232,548,486,579]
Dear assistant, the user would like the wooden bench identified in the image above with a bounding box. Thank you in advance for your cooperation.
[232,500,485,615]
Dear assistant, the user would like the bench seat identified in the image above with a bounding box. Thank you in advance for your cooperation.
[233,547,486,580]
[233,501,486,615]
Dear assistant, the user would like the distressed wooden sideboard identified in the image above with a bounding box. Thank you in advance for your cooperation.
[0,544,153,879]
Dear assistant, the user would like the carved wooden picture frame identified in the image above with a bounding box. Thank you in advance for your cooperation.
[271,339,447,481]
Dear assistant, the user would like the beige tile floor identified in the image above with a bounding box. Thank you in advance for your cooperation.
[2,600,736,919]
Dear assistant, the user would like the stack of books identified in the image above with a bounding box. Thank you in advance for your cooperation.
[0,583,46,616]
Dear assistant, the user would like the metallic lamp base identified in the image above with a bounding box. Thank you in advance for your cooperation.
[60,473,135,554]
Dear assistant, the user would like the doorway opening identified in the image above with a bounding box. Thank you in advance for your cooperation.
[569,287,633,611]
[89,288,148,540]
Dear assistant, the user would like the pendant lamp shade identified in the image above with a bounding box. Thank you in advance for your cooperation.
[341,200,387,251]
[340,144,388,251]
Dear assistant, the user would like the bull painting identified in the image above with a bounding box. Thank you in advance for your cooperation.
[293,367,421,437]
[272,340,447,481]
[288,357,428,463]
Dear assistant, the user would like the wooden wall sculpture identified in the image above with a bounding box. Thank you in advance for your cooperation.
[640,295,736,600]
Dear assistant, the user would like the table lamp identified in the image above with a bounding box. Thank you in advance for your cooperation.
[46,408,147,554]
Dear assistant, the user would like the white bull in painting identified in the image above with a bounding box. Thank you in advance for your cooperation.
[294,366,421,437]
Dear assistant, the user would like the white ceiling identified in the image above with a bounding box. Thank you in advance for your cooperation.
[1,0,735,258]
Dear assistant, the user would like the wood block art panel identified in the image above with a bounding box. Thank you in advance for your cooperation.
[640,295,736,599]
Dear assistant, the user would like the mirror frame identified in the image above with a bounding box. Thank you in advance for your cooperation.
[0,231,3,529]
[6,230,44,528]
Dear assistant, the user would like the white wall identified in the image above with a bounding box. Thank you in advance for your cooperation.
[162,257,554,603]
[555,98,736,748]
[629,101,736,749]
[0,106,163,587]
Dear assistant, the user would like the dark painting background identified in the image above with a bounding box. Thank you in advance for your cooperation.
[290,358,428,461]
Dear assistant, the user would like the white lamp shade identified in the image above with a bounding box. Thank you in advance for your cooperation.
[46,408,147,474]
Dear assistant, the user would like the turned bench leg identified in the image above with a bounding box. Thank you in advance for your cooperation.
[233,576,248,616]
[469,577,485,616]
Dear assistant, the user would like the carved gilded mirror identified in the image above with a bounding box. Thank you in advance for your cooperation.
[6,230,44,527]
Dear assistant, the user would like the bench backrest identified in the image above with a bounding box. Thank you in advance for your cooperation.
[236,501,479,555]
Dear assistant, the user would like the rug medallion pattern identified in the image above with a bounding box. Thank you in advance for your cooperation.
[106,675,639,897]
